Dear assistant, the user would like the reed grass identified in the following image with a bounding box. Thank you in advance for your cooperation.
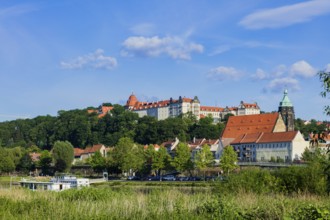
[0,185,329,219]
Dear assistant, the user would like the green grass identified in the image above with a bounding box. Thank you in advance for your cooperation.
[1,183,330,219]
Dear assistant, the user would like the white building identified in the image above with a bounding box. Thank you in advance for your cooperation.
[231,131,308,162]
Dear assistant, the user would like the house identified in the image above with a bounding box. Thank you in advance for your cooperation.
[144,144,161,151]
[74,144,109,163]
[187,138,220,161]
[219,112,287,153]
[231,131,308,162]
[161,137,180,156]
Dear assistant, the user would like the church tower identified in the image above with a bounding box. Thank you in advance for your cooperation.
[278,89,295,131]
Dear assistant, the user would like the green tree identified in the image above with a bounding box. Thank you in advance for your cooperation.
[318,70,330,116]
[0,148,15,173]
[195,144,214,178]
[220,145,238,175]
[112,137,144,175]
[16,152,34,174]
[52,141,74,172]
[152,146,171,177]
[89,151,106,174]
[39,150,52,175]
[171,143,193,174]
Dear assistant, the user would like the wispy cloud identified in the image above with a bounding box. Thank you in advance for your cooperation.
[239,0,330,29]
[207,66,242,81]
[130,23,155,35]
[121,36,203,60]
[0,4,37,18]
[210,40,282,56]
[60,49,117,70]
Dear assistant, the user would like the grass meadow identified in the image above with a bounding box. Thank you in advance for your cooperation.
[1,181,330,219]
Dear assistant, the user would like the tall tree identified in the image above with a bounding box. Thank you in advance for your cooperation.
[152,146,171,177]
[219,145,238,175]
[318,70,330,116]
[16,152,34,174]
[39,150,53,175]
[89,151,106,174]
[112,137,144,175]
[0,148,15,173]
[195,144,214,178]
[171,143,193,174]
[52,141,74,172]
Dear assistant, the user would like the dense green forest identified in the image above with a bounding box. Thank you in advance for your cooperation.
[0,103,328,151]
[0,104,225,150]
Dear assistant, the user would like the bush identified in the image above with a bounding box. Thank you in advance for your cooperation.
[292,204,330,220]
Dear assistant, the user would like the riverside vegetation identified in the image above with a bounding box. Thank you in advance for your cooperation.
[1,166,330,220]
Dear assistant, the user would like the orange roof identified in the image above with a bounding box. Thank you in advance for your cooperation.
[258,131,298,143]
[127,94,138,106]
[221,113,280,139]
[231,131,298,145]
[74,148,85,157]
[200,106,224,112]
[240,102,259,109]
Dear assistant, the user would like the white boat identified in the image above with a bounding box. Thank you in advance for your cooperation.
[20,174,89,191]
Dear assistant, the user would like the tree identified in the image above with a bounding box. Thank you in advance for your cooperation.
[171,143,193,174]
[89,151,106,174]
[39,150,52,175]
[0,148,15,173]
[219,145,238,175]
[16,152,34,174]
[52,141,74,172]
[152,146,171,177]
[195,144,214,178]
[318,70,330,116]
[112,137,144,175]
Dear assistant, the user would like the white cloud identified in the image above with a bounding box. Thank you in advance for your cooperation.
[121,36,203,60]
[207,66,241,81]
[239,0,330,29]
[290,60,317,78]
[60,49,117,70]
[266,77,300,93]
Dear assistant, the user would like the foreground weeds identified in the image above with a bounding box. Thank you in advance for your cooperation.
[0,185,330,219]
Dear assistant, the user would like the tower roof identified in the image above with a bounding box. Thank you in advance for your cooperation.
[279,89,293,107]
[126,93,138,106]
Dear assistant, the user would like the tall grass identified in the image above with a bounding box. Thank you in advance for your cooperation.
[1,185,330,219]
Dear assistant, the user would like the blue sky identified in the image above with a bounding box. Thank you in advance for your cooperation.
[1,0,330,122]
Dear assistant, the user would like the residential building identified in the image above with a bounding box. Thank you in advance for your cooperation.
[74,144,109,163]
[231,131,308,162]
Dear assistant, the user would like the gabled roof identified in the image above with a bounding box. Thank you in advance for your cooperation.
[221,113,280,139]
[258,131,298,143]
[231,131,298,144]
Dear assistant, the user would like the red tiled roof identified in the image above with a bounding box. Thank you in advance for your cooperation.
[221,113,280,139]
[258,131,298,143]
[232,131,298,144]
[241,102,259,109]
[200,106,224,112]
[74,148,84,157]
